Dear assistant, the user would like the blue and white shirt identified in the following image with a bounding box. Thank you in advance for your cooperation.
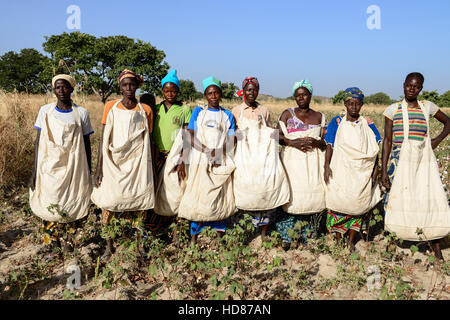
[187,106,236,136]
[34,103,94,136]
[325,115,381,147]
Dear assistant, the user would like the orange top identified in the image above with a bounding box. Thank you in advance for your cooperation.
[102,99,153,133]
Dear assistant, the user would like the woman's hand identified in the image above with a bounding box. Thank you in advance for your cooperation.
[172,162,186,184]
[235,129,244,141]
[28,172,36,191]
[324,165,333,185]
[208,148,222,167]
[381,172,391,190]
[94,169,103,188]
[431,138,440,150]
[291,137,317,153]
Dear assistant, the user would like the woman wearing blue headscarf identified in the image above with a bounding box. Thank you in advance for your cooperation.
[324,87,382,251]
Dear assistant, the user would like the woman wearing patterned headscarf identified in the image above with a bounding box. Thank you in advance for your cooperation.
[324,87,382,251]
[29,74,94,257]
[231,77,289,239]
[276,80,328,249]
[92,69,155,262]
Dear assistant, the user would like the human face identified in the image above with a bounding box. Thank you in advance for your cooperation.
[204,85,221,107]
[344,98,363,119]
[54,79,73,102]
[403,77,423,101]
[120,77,138,99]
[162,82,179,104]
[294,87,312,108]
[244,83,259,105]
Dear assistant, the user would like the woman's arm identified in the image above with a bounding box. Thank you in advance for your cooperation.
[381,117,393,189]
[324,144,333,185]
[83,135,92,174]
[93,125,105,187]
[431,110,450,149]
[29,130,40,191]
[372,154,379,187]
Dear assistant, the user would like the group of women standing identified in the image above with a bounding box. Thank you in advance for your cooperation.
[29,70,450,262]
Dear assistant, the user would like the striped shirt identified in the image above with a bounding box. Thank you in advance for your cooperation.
[383,101,439,146]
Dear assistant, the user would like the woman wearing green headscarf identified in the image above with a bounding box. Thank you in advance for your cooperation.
[276,80,327,249]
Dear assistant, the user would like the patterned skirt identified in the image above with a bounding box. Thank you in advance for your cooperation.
[275,211,323,243]
[42,218,85,246]
[383,145,401,212]
[326,210,363,234]
[238,208,277,227]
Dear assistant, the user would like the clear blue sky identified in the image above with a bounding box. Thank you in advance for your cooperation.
[1,0,449,99]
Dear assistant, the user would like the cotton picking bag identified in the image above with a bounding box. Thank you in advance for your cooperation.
[385,101,450,240]
[279,113,326,214]
[178,107,236,221]
[154,107,188,216]
[29,103,92,222]
[325,116,381,215]
[91,101,155,211]
[233,105,289,210]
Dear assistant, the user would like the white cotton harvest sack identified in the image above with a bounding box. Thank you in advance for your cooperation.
[178,107,236,221]
[233,105,289,210]
[153,129,187,216]
[325,116,381,215]
[279,113,326,214]
[29,104,92,222]
[385,101,450,240]
[91,101,155,211]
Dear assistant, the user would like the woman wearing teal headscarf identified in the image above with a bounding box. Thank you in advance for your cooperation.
[276,80,328,249]
[178,76,237,243]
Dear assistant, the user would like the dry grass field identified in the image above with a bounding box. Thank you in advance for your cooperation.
[0,92,449,300]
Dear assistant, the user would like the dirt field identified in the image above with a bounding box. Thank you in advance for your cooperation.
[0,92,449,300]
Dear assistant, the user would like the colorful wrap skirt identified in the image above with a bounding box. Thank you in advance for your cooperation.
[275,211,324,243]
[326,210,364,234]
[383,145,401,212]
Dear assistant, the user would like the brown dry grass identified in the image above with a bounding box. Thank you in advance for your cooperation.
[0,92,448,194]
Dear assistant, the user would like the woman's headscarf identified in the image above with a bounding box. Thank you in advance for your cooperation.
[161,69,180,89]
[52,74,76,89]
[118,69,144,86]
[344,87,364,102]
[202,76,221,93]
[236,76,259,100]
[292,80,313,96]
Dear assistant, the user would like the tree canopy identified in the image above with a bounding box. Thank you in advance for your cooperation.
[42,32,170,103]
[178,79,202,102]
[221,82,239,100]
[0,48,52,94]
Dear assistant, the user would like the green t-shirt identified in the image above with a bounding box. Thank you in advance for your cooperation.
[152,102,192,152]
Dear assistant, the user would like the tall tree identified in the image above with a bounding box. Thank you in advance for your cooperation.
[178,79,202,102]
[0,49,52,93]
[221,82,239,100]
[43,32,170,103]
[365,92,394,105]
[418,90,440,106]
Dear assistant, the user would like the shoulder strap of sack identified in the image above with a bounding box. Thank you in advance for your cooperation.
[71,103,82,126]
[319,112,326,137]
